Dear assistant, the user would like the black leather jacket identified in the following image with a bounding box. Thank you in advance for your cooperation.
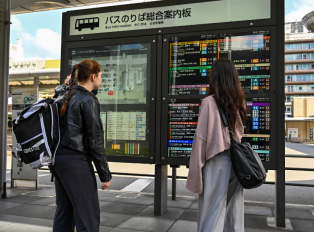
[57,85,112,182]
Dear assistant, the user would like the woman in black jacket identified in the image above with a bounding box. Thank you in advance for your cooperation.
[52,59,112,232]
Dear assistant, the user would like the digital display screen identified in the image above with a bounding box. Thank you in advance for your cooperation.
[168,103,201,158]
[242,97,271,161]
[69,43,151,157]
[167,98,271,161]
[169,31,270,95]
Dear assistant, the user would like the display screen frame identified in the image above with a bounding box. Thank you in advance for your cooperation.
[161,26,277,170]
[62,35,157,164]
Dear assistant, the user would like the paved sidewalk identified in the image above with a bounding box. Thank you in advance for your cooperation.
[0,185,313,232]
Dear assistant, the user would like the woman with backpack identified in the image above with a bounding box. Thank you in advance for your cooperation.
[186,58,247,232]
[51,59,112,232]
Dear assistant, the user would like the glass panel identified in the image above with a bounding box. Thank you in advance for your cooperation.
[169,31,271,96]
[68,43,151,157]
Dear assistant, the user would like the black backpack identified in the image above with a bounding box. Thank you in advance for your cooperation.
[214,97,267,189]
[13,98,61,169]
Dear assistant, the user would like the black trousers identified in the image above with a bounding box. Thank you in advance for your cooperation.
[52,154,100,232]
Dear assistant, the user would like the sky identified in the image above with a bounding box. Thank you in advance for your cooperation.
[10,0,314,59]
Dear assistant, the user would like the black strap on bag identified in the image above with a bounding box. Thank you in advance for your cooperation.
[213,97,267,189]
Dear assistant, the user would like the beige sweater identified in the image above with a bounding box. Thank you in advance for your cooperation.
[186,95,244,194]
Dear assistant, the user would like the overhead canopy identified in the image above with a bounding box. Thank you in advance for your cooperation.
[11,0,141,14]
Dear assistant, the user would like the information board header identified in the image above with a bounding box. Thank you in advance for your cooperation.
[69,0,271,36]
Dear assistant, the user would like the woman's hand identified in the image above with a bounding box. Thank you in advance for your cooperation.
[101,181,111,190]
[64,75,71,85]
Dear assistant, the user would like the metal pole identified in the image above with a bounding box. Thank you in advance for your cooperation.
[171,166,176,200]
[0,0,10,199]
[275,0,285,227]
[154,164,167,216]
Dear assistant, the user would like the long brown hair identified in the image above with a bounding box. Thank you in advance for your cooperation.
[208,58,247,134]
[60,59,101,116]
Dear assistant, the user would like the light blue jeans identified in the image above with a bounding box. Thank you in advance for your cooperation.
[198,150,244,232]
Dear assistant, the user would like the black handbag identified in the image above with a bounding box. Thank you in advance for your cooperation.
[214,98,267,189]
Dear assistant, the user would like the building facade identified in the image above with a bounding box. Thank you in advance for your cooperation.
[285,17,314,141]
[284,32,314,118]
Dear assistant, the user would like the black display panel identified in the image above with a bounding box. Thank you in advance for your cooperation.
[242,97,271,162]
[169,31,271,95]
[68,43,151,157]
[166,97,271,161]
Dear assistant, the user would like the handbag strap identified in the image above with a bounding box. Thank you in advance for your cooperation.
[213,96,234,141]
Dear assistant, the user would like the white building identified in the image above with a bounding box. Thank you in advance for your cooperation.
[9,39,24,60]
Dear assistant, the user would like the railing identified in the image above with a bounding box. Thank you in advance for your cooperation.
[285,79,314,82]
[285,89,314,93]
[285,47,314,51]
[285,58,314,61]
[38,139,314,195]
[285,34,314,41]
[285,68,314,71]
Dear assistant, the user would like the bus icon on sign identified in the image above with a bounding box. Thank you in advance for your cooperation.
[75,17,99,31]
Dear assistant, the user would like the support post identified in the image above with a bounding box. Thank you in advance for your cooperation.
[170,165,179,200]
[154,164,167,216]
[171,166,176,200]
[275,0,285,228]
[0,0,10,200]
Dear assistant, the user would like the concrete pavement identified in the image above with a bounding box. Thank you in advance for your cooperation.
[2,142,314,231]
[1,185,314,232]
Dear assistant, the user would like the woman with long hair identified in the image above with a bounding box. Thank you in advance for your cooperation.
[51,59,112,232]
[186,58,247,232]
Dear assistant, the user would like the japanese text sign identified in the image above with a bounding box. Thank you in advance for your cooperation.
[69,0,271,36]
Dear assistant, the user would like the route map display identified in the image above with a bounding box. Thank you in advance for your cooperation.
[169,31,271,95]
[68,43,151,157]
[69,44,150,104]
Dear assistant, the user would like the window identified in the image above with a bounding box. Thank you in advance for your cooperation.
[33,64,36,68]
[89,19,93,23]
[9,66,11,69]
[296,44,302,50]
[299,87,302,90]
[84,19,88,23]
[27,64,30,68]
[15,65,18,69]
[20,65,23,69]
[304,64,310,70]
[94,18,99,23]
[80,20,84,24]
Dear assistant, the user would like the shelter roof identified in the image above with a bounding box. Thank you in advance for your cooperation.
[11,0,139,14]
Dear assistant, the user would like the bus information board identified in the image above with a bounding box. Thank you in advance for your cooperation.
[169,31,271,95]
[167,31,272,162]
